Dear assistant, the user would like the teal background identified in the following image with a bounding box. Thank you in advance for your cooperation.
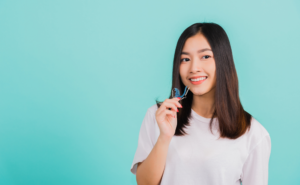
[0,0,299,184]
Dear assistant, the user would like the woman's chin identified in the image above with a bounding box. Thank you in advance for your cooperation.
[191,90,207,96]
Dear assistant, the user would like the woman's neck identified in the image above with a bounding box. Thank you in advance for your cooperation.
[191,88,215,119]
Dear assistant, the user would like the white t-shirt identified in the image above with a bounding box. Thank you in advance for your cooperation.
[130,104,271,185]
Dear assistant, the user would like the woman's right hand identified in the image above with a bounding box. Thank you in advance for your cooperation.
[155,97,182,141]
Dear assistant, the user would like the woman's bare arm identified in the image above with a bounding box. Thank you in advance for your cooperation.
[136,98,180,184]
[136,135,171,185]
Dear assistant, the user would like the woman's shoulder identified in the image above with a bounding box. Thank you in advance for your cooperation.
[248,117,270,137]
[245,117,271,150]
[141,104,159,127]
[143,104,160,140]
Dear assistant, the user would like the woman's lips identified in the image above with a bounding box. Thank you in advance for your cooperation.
[189,78,207,85]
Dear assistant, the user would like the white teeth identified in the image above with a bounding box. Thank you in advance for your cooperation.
[190,77,207,81]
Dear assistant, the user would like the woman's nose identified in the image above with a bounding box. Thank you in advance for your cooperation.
[189,58,202,73]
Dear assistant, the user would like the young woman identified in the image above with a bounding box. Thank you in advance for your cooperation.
[130,22,271,185]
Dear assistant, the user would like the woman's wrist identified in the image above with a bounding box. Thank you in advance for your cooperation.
[158,134,172,145]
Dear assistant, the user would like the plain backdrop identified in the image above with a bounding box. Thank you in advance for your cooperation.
[0,0,299,184]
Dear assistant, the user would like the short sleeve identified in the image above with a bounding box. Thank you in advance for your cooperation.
[241,134,271,185]
[130,107,157,175]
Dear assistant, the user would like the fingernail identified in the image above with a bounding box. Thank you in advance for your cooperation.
[177,97,181,100]
[176,109,179,112]
[179,104,182,108]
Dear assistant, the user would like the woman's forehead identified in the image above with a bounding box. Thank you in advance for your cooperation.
[183,34,211,52]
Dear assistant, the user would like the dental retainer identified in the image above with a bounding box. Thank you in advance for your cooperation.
[172,86,190,101]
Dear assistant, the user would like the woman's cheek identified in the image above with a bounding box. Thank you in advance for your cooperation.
[207,60,216,76]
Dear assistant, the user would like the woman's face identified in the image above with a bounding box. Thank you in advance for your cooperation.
[179,32,216,96]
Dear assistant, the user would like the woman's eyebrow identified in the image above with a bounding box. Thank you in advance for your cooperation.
[181,48,212,55]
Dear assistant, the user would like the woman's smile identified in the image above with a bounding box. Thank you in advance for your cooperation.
[189,76,208,85]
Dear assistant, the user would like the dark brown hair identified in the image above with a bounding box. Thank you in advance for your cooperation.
[155,22,252,139]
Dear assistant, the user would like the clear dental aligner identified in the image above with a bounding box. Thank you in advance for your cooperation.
[172,86,190,100]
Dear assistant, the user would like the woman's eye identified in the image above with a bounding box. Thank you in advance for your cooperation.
[181,58,190,62]
[202,55,211,59]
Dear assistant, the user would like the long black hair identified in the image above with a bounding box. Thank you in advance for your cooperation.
[156,22,252,139]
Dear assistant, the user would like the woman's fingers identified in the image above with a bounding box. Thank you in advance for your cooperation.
[163,102,179,112]
[155,98,181,139]
[164,98,182,109]
[174,98,183,108]
[164,109,176,122]
[156,97,183,118]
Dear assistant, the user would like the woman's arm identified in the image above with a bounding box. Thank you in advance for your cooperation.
[241,134,271,185]
[136,135,171,185]
[132,98,180,184]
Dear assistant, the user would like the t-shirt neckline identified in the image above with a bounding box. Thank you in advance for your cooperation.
[191,108,216,123]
